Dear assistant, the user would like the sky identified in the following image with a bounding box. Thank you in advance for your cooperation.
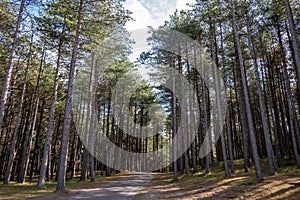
[123,0,195,76]
[124,0,195,30]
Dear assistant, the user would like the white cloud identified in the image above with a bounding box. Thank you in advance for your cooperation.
[124,0,195,30]
[124,0,196,62]
[124,0,168,30]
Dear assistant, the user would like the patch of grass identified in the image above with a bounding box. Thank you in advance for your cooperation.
[277,165,300,175]
[0,172,128,199]
[0,181,57,199]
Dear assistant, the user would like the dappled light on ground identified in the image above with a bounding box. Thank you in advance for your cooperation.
[136,173,300,199]
[134,161,300,200]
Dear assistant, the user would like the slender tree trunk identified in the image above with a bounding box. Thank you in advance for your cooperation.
[219,22,235,173]
[38,24,65,188]
[178,57,189,176]
[17,48,44,183]
[232,35,250,172]
[0,0,25,138]
[3,49,30,184]
[69,131,77,179]
[81,54,97,181]
[231,0,263,181]
[245,13,276,175]
[90,53,99,182]
[171,60,177,180]
[188,65,197,173]
[80,60,94,180]
[284,0,300,82]
[203,81,210,174]
[105,95,112,176]
[46,152,51,181]
[227,107,235,173]
[29,97,45,181]
[275,22,300,167]
[284,22,300,151]
[211,23,229,177]
[57,0,84,191]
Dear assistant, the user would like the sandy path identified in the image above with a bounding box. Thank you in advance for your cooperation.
[67,173,153,200]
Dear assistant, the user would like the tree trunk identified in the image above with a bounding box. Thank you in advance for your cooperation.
[3,35,31,184]
[203,81,210,174]
[275,21,300,167]
[284,0,300,83]
[57,0,84,191]
[0,0,25,138]
[211,22,229,177]
[231,0,263,181]
[188,65,197,173]
[245,13,276,175]
[227,107,235,173]
[38,23,65,188]
[17,48,45,183]
[171,60,178,180]
[29,97,46,181]
[234,61,250,171]
[105,95,112,176]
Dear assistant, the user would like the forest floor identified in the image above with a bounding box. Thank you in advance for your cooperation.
[0,172,129,199]
[1,160,300,199]
[134,160,300,200]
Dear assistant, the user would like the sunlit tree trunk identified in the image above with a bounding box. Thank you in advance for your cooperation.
[3,39,31,184]
[0,0,25,139]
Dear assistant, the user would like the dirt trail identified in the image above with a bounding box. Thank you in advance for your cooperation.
[67,173,153,200]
